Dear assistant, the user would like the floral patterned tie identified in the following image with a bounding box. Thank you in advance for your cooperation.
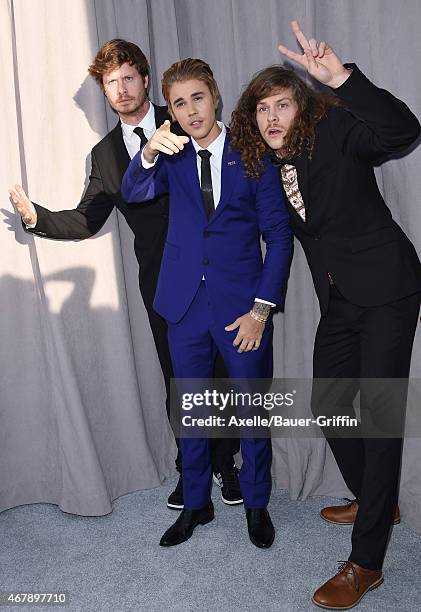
[280,164,306,222]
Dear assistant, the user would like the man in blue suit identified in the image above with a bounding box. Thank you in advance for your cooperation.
[122,58,292,547]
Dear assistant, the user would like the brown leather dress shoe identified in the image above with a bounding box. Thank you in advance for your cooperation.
[312,561,383,609]
[320,500,400,525]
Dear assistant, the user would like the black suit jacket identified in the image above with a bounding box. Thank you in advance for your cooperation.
[281,64,421,315]
[25,104,180,308]
[23,101,235,445]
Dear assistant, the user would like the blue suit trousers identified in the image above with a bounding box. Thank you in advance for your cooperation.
[167,282,273,509]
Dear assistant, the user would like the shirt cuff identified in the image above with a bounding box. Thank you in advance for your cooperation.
[141,148,159,168]
[25,222,37,229]
[255,298,275,307]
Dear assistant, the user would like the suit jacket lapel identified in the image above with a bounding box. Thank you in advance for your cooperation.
[153,104,171,128]
[177,142,207,219]
[209,133,240,224]
[108,121,130,184]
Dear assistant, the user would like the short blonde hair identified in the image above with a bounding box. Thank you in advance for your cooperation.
[161,58,219,114]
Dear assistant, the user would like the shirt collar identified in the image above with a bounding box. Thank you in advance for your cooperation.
[268,149,296,168]
[191,121,226,158]
[120,101,156,138]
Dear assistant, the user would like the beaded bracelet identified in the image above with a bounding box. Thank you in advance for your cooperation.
[249,310,267,323]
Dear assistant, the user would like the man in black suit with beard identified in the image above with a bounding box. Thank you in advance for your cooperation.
[231,20,421,610]
[9,39,241,510]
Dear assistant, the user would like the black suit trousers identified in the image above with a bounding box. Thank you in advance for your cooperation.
[312,284,420,569]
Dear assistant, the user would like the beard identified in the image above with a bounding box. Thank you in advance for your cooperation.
[109,93,148,118]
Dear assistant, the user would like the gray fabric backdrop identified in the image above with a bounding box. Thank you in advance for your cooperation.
[1,0,420,530]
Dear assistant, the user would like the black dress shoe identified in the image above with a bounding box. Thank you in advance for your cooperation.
[246,508,275,548]
[160,501,214,546]
[167,474,184,510]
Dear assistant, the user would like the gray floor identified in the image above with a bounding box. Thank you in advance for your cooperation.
[1,478,420,612]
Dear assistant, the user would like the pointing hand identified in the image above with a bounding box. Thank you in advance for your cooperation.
[143,120,190,163]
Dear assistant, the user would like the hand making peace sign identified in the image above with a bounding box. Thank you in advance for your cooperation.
[278,20,352,89]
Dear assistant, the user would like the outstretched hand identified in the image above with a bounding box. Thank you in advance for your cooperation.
[9,184,37,225]
[278,20,351,88]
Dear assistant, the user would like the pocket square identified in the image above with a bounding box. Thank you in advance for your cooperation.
[280,164,306,221]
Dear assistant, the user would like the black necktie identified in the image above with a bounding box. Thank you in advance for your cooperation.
[133,126,148,148]
[197,149,214,220]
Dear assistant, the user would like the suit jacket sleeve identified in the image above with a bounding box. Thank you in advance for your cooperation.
[25,149,114,239]
[254,157,293,305]
[327,64,420,164]
[121,149,169,203]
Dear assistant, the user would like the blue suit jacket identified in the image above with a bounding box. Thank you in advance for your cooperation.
[122,133,292,325]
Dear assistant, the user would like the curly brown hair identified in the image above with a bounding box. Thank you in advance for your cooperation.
[230,65,340,178]
[88,39,150,90]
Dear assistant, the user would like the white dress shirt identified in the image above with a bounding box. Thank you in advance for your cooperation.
[121,101,156,160]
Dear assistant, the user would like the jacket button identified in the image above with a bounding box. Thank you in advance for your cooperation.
[203,258,209,266]
[203,231,209,238]
[314,235,321,241]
